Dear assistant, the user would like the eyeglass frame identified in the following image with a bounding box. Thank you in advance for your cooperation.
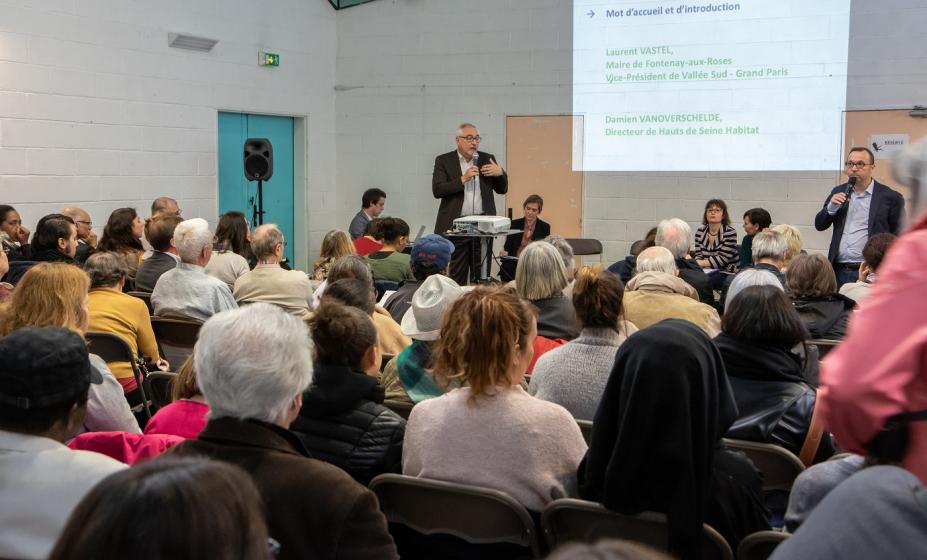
[844,160,873,169]
[456,135,482,143]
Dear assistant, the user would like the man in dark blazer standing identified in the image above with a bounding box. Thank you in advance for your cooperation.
[814,146,905,286]
[432,123,508,284]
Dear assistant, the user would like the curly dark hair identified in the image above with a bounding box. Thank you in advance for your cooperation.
[98,208,143,252]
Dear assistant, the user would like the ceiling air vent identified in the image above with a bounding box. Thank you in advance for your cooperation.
[168,33,218,53]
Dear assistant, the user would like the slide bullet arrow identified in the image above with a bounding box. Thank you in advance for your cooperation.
[587,10,595,18]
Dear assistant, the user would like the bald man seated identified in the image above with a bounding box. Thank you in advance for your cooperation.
[232,225,313,317]
[60,207,96,264]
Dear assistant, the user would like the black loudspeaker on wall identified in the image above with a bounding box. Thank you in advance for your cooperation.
[243,138,274,181]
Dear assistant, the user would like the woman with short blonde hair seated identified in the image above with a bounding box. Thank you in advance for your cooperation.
[402,285,587,513]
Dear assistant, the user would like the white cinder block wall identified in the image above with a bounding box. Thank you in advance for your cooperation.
[335,0,927,262]
[0,0,337,269]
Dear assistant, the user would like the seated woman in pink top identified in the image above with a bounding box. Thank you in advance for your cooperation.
[144,356,208,439]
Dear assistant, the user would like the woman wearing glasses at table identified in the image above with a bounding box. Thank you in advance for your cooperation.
[695,199,739,289]
[814,147,905,287]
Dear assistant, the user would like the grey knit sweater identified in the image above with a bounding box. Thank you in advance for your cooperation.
[528,324,636,420]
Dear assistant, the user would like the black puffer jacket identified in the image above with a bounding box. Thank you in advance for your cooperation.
[792,294,854,340]
[291,363,405,485]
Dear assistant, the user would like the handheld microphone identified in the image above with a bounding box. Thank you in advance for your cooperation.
[842,176,857,207]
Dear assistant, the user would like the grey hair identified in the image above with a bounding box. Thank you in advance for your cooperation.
[173,218,213,263]
[725,269,784,309]
[84,251,128,288]
[515,241,570,300]
[457,122,478,136]
[251,224,283,259]
[655,218,692,259]
[546,236,575,277]
[195,303,313,424]
[327,254,373,285]
[635,246,677,275]
[751,230,787,262]
[893,136,927,219]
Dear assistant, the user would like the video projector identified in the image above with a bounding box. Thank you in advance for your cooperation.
[452,215,511,235]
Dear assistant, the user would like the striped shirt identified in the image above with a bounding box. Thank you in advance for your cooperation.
[695,224,739,272]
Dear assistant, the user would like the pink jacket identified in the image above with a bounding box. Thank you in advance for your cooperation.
[68,431,184,465]
[818,213,927,483]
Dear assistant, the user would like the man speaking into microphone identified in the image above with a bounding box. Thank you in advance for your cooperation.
[814,147,905,286]
[432,123,508,285]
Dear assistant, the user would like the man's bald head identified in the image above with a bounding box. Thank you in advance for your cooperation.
[151,197,180,217]
[636,246,678,275]
[251,224,284,259]
[60,207,92,240]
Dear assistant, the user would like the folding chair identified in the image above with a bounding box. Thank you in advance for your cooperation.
[808,338,841,360]
[722,439,805,493]
[85,331,153,421]
[542,498,733,560]
[576,419,593,445]
[150,316,202,370]
[563,238,603,257]
[369,473,542,559]
[736,530,790,560]
[383,399,414,420]
[128,291,154,314]
[147,371,177,409]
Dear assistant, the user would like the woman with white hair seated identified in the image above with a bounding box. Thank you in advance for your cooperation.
[167,303,398,559]
[515,241,581,340]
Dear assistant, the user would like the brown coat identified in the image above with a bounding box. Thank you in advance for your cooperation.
[623,271,722,337]
[166,417,398,560]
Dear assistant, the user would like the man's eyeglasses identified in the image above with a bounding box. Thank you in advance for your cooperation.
[845,161,872,169]
[76,221,92,227]
[457,135,482,143]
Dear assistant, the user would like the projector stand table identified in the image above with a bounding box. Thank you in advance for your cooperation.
[447,230,520,284]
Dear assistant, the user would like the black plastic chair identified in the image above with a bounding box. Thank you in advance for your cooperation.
[542,498,733,560]
[383,399,414,420]
[146,371,177,409]
[722,439,805,493]
[736,530,790,560]
[150,316,202,370]
[576,419,593,445]
[808,338,841,359]
[85,331,152,421]
[128,291,154,314]
[369,474,542,559]
[564,238,603,257]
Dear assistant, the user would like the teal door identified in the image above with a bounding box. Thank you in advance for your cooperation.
[218,112,295,263]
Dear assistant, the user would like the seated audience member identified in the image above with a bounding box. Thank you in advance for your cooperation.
[60,207,96,264]
[353,218,384,256]
[655,218,713,304]
[383,234,453,324]
[816,138,927,486]
[622,246,721,337]
[720,229,788,311]
[150,196,181,217]
[143,356,208,439]
[323,277,411,357]
[716,285,835,462]
[348,187,386,240]
[85,252,168,394]
[30,214,78,265]
[291,302,405,484]
[723,268,787,311]
[365,217,413,283]
[739,207,772,268]
[151,218,237,321]
[66,430,184,465]
[233,224,312,317]
[770,466,927,559]
[403,286,587,513]
[788,253,854,340]
[0,204,31,260]
[499,194,550,281]
[204,211,251,289]
[515,241,581,340]
[313,229,355,281]
[166,304,398,559]
[784,454,866,531]
[579,320,769,555]
[0,327,126,560]
[97,208,145,290]
[770,223,803,271]
[0,263,140,434]
[838,232,897,305]
[135,213,182,292]
[606,226,657,284]
[381,274,464,403]
[529,266,637,420]
[694,199,739,277]
[548,235,577,295]
[50,457,270,560]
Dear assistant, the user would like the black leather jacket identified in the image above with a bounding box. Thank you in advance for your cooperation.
[291,363,405,485]
[792,294,854,340]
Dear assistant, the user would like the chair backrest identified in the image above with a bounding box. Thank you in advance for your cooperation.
[736,530,790,560]
[369,473,542,557]
[542,498,733,560]
[147,371,177,409]
[808,338,840,359]
[576,419,593,446]
[564,238,603,256]
[722,439,805,492]
[381,353,395,373]
[85,331,152,420]
[128,291,154,314]
[383,399,414,420]
[150,316,202,369]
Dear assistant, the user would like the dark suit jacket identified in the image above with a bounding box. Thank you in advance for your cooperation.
[676,257,715,305]
[503,217,551,255]
[74,239,94,264]
[348,210,370,240]
[134,251,177,293]
[167,417,398,560]
[432,150,508,233]
[814,181,905,262]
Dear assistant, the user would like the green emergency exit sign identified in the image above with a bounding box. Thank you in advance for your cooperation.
[260,51,280,67]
